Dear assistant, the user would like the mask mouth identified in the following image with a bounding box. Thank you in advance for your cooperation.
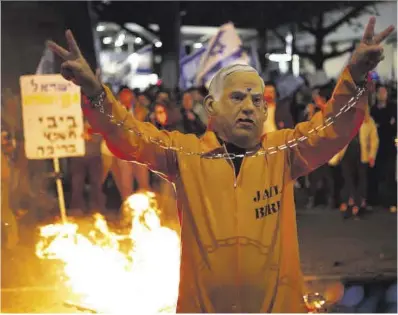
[236,118,255,126]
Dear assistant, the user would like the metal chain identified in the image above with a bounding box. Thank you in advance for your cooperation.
[203,236,270,255]
[93,86,366,160]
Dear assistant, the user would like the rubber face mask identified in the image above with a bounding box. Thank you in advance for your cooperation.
[210,71,266,149]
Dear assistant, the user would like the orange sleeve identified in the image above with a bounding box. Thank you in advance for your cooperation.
[286,67,368,180]
[82,85,180,180]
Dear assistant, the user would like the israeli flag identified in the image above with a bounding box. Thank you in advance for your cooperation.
[135,44,153,74]
[179,46,207,90]
[195,22,250,87]
[36,47,54,74]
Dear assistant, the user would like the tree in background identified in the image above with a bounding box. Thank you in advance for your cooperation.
[272,2,379,70]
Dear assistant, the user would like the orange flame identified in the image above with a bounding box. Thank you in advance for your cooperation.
[36,191,181,313]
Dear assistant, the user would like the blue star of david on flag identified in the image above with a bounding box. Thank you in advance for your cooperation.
[208,31,226,56]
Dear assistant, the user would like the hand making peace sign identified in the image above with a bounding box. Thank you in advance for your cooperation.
[348,17,395,83]
[47,30,102,97]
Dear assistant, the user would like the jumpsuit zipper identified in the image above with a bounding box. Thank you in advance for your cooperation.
[222,143,248,312]
[222,143,238,188]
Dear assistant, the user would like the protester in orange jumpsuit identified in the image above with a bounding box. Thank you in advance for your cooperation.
[47,17,393,313]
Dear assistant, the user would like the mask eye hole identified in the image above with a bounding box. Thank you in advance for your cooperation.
[230,92,245,103]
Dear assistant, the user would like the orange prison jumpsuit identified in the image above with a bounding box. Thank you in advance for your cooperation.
[83,67,367,313]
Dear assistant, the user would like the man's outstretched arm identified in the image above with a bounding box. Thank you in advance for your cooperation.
[286,67,368,180]
[47,30,179,179]
[285,17,394,180]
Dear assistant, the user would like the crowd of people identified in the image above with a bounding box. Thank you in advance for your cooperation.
[295,80,397,217]
[1,69,397,248]
[67,84,210,219]
[67,74,397,219]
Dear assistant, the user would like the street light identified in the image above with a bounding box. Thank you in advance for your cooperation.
[96,25,105,32]
[115,33,126,47]
[103,37,112,45]
[267,53,292,62]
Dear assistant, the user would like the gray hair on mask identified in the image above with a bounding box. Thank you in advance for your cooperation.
[208,64,264,101]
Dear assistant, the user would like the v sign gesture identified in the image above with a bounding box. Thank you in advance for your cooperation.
[47,30,103,97]
[348,17,395,84]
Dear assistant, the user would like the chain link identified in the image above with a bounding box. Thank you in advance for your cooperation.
[93,87,366,160]
[204,236,270,255]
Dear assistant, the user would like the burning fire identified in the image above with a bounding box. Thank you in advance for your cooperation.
[36,191,181,313]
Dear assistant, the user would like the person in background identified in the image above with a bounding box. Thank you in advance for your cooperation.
[189,86,209,125]
[264,83,304,192]
[364,76,378,208]
[292,80,312,125]
[134,93,150,123]
[69,119,105,214]
[1,91,28,220]
[151,102,167,127]
[370,85,397,213]
[152,101,183,132]
[165,98,184,131]
[262,82,294,133]
[367,71,379,108]
[2,89,54,221]
[1,130,19,249]
[265,82,295,131]
[262,82,278,133]
[330,105,379,218]
[131,92,151,192]
[149,90,181,126]
[100,83,117,186]
[150,101,180,225]
[180,90,206,136]
[276,97,295,130]
[303,97,335,209]
[100,85,125,200]
[155,89,170,105]
[137,92,153,111]
[110,87,137,201]
[101,134,120,188]
[144,84,160,105]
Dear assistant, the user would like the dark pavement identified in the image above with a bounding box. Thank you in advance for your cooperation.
[297,208,397,280]
[1,206,396,313]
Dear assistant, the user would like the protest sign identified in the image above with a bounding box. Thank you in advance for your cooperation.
[20,74,85,160]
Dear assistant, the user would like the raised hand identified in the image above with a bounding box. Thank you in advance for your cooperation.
[47,30,102,97]
[348,17,395,84]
